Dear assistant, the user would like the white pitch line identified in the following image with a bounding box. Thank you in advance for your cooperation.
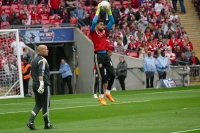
[171,128,200,133]
[0,89,199,106]
[0,100,150,115]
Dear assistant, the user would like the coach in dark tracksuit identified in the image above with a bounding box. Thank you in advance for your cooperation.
[116,56,127,90]
[27,45,54,130]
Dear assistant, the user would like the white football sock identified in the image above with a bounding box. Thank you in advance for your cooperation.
[106,90,110,95]
[99,94,104,98]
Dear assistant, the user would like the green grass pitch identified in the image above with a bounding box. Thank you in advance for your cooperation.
[0,86,200,133]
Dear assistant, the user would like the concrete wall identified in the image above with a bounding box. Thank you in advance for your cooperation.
[73,28,189,93]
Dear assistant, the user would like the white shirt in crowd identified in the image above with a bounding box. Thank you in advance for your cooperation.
[169,14,178,21]
[154,3,164,12]
[11,41,26,56]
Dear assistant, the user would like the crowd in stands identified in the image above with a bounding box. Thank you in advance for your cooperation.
[78,0,199,66]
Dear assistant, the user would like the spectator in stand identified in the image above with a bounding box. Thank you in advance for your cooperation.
[171,18,177,30]
[111,3,120,25]
[0,10,9,22]
[127,35,137,51]
[143,51,156,88]
[189,52,199,65]
[135,27,145,41]
[73,3,86,22]
[161,19,169,35]
[23,0,37,4]
[114,39,124,55]
[116,56,127,90]
[61,8,68,20]
[127,8,136,22]
[164,0,173,10]
[125,3,135,14]
[20,5,29,19]
[82,13,91,26]
[21,13,31,25]
[176,52,189,66]
[156,51,170,80]
[184,46,192,59]
[189,52,200,78]
[39,5,49,18]
[174,45,181,59]
[138,40,146,58]
[49,0,61,15]
[31,7,42,24]
[154,0,164,12]
[66,0,76,16]
[11,36,27,57]
[9,9,17,22]
[137,11,149,33]
[135,6,143,21]
[11,13,21,25]
[165,47,176,65]
[155,27,164,39]
[179,0,186,14]
[107,36,114,52]
[183,35,193,51]
[165,28,174,39]
[172,0,177,12]
[175,17,182,27]
[169,10,178,21]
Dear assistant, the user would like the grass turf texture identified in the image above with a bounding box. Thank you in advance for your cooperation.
[0,86,200,133]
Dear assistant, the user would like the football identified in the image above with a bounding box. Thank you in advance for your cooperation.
[100,1,110,11]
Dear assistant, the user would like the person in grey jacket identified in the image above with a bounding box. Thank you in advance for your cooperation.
[116,56,128,90]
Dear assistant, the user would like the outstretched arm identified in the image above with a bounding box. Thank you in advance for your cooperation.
[106,8,114,30]
[91,4,101,31]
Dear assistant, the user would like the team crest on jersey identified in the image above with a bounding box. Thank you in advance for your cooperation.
[96,30,106,37]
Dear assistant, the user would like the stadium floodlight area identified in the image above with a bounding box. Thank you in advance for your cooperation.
[0,29,24,99]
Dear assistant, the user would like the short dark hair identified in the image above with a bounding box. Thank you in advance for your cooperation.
[97,19,104,24]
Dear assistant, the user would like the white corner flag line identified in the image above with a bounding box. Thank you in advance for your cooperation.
[0,100,150,115]
[171,128,200,133]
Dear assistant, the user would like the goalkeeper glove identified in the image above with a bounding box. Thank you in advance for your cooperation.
[37,81,44,94]
[107,7,112,15]
[95,3,101,15]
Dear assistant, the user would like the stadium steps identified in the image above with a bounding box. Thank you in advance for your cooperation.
[175,1,200,85]
[176,0,200,59]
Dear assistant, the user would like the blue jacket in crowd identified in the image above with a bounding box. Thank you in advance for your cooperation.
[59,63,72,78]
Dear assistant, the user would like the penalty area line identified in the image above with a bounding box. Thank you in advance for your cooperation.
[171,128,200,133]
[0,100,150,115]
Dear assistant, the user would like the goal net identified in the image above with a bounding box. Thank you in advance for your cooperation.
[0,29,24,99]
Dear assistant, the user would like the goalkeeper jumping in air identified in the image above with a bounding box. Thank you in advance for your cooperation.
[90,3,115,106]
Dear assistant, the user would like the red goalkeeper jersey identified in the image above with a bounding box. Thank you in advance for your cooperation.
[90,28,109,52]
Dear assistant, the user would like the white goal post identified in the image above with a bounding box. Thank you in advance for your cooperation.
[0,29,24,99]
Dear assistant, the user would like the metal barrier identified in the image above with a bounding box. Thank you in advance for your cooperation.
[189,65,200,82]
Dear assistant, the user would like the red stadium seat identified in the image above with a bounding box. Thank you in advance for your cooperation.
[5,10,10,14]
[114,1,120,7]
[41,15,48,20]
[127,52,138,58]
[1,6,10,10]
[70,18,77,24]
[41,20,50,24]
[49,16,54,20]
[37,4,43,9]
[10,5,19,10]
[28,4,37,10]
[1,21,10,29]
[123,1,129,8]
